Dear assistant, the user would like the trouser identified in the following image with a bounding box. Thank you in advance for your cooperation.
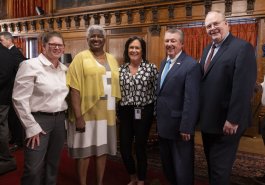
[8,104,24,146]
[21,112,66,185]
[0,105,16,166]
[159,136,194,185]
[202,130,244,185]
[119,103,154,181]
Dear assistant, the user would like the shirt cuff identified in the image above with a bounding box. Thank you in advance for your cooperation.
[25,124,42,139]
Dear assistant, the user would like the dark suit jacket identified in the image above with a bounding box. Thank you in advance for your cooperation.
[156,52,201,140]
[199,33,257,134]
[0,44,18,105]
[9,45,27,71]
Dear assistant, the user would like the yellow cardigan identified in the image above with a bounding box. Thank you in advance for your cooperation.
[66,50,121,121]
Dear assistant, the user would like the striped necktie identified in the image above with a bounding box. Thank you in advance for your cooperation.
[204,44,216,72]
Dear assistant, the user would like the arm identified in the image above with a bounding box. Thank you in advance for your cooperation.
[70,87,86,132]
[224,42,257,135]
[0,55,15,87]
[12,61,45,148]
[180,63,201,141]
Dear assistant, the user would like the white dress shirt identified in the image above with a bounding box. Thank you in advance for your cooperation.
[12,53,69,138]
[161,50,182,76]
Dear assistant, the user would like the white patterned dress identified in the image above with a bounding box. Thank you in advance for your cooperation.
[67,61,117,158]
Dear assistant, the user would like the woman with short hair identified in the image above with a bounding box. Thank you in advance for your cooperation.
[13,31,69,185]
[66,25,121,185]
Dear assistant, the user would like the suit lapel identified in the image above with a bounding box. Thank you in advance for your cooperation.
[158,52,186,92]
[203,34,234,78]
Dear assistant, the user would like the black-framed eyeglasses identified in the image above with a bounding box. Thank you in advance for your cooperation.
[48,43,65,49]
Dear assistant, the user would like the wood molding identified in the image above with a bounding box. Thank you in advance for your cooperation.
[168,5,175,19]
[104,12,111,26]
[65,16,71,30]
[30,20,36,32]
[149,24,161,36]
[56,18,62,30]
[204,0,212,15]
[74,15,81,29]
[115,11,121,25]
[0,0,264,35]
[225,0,233,16]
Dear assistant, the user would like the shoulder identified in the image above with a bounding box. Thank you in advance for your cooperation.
[21,57,40,68]
[71,50,91,66]
[183,54,198,65]
[144,62,158,71]
[75,50,91,58]
[227,34,252,48]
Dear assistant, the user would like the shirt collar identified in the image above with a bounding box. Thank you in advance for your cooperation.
[38,53,68,71]
[213,32,230,48]
[166,50,182,64]
[8,44,14,50]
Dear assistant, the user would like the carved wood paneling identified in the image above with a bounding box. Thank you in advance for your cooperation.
[0,0,264,136]
[74,16,81,28]
[64,39,88,59]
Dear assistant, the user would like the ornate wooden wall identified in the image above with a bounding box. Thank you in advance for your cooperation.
[0,0,265,135]
[1,0,264,70]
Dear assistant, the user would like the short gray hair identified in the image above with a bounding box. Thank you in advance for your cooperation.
[165,28,184,43]
[0,31,13,40]
[86,25,106,39]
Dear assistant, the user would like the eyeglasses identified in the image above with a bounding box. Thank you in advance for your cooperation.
[205,21,225,30]
[48,43,65,49]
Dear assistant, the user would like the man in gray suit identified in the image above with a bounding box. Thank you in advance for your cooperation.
[199,11,257,185]
[156,28,201,185]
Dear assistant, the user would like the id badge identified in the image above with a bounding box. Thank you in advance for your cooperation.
[134,108,142,120]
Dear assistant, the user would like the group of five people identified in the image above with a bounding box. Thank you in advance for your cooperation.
[0,10,257,185]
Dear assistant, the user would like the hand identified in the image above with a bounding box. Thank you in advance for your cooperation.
[180,133,191,141]
[223,120,238,135]
[26,130,46,149]
[76,116,86,132]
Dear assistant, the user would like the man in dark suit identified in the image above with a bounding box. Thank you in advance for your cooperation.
[156,28,201,185]
[199,11,257,185]
[0,32,27,66]
[0,31,27,151]
[0,43,17,174]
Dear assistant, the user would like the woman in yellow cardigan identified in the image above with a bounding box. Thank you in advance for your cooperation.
[66,25,121,185]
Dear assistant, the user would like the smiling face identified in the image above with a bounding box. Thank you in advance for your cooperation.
[42,36,64,62]
[87,29,105,52]
[205,11,229,44]
[164,31,183,59]
[128,39,142,64]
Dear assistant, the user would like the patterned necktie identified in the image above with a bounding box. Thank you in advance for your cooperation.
[160,59,171,88]
[204,44,216,72]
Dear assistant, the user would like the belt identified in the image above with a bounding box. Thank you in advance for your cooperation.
[32,111,66,116]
